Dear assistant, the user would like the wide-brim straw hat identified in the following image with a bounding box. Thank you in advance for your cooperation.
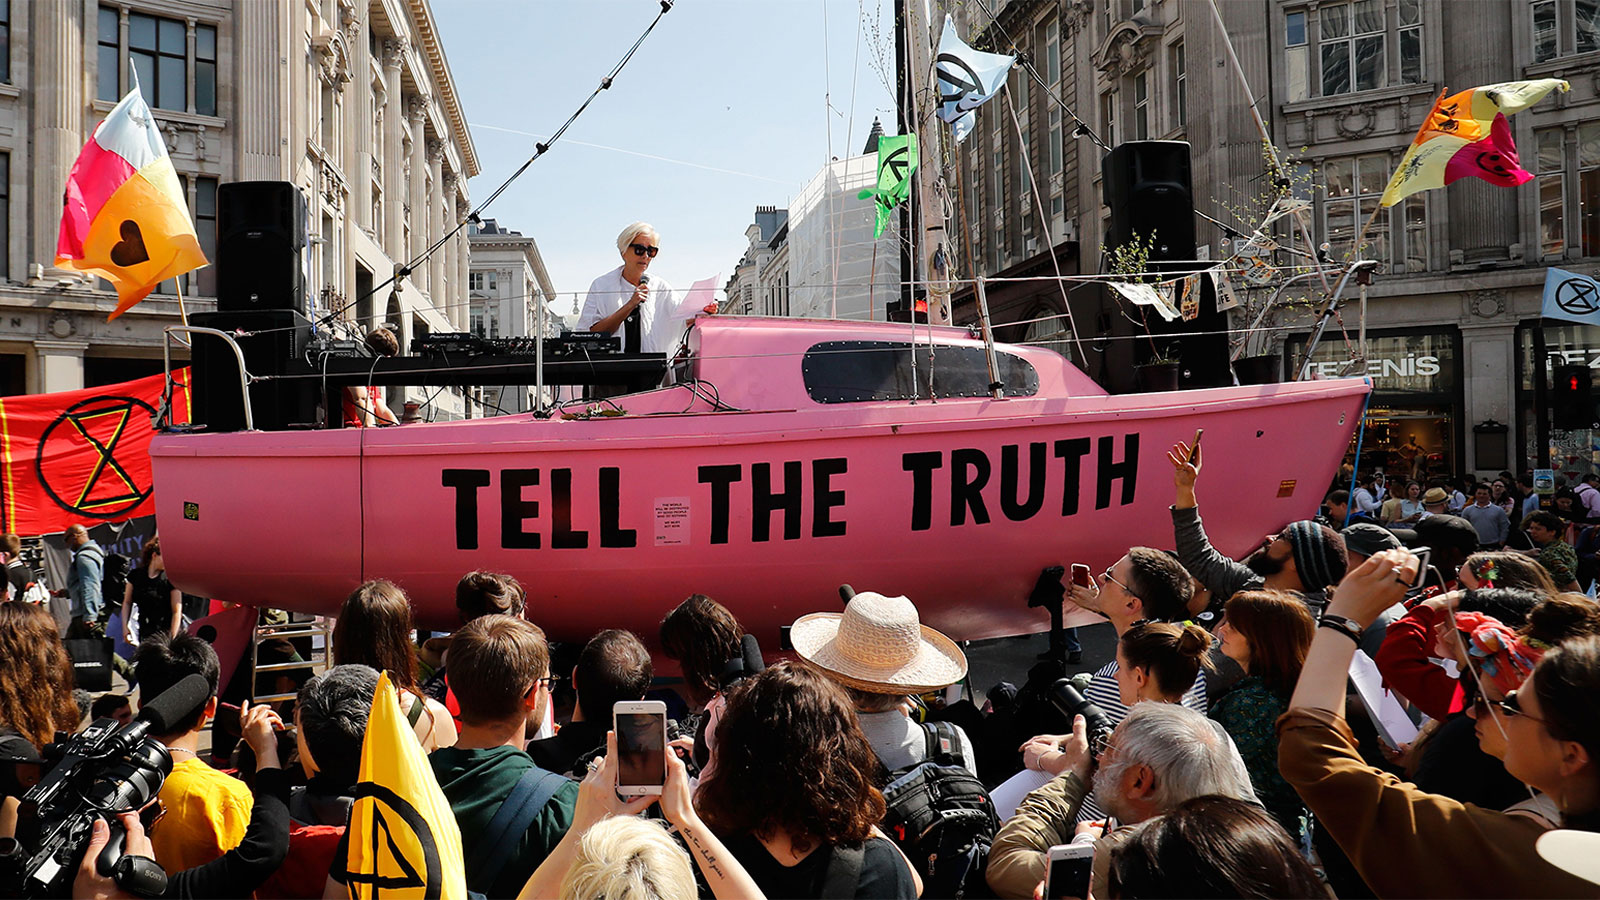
[791,592,967,694]
[1423,487,1450,504]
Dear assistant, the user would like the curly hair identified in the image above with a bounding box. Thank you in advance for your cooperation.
[0,602,79,748]
[334,580,421,694]
[658,594,742,707]
[695,661,884,853]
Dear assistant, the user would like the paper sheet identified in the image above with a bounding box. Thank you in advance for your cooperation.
[1349,649,1419,750]
[674,274,722,318]
[991,766,1055,821]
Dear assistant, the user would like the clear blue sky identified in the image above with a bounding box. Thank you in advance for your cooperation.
[433,0,899,315]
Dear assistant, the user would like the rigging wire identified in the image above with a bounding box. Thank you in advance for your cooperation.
[316,0,677,330]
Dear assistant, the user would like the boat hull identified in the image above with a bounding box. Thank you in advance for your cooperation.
[151,378,1368,646]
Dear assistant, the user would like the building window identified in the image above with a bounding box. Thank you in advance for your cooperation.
[1534,1,1559,61]
[195,23,217,116]
[98,7,217,114]
[1102,90,1116,148]
[1539,127,1566,258]
[1323,154,1391,264]
[1319,1,1385,96]
[1172,41,1186,128]
[1397,0,1422,84]
[469,272,485,292]
[1584,0,1600,54]
[1286,10,1309,102]
[97,7,120,101]
[0,153,7,279]
[470,302,485,336]
[1045,17,1060,86]
[190,176,216,296]
[1133,71,1149,140]
[0,0,10,85]
[1584,123,1600,258]
[1535,0,1600,60]
[1404,195,1427,272]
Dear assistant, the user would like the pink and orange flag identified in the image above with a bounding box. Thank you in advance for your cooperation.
[55,83,208,320]
[1379,79,1569,208]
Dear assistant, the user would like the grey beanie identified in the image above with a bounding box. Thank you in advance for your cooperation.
[1283,520,1348,593]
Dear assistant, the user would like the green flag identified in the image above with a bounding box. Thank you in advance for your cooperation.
[857,133,917,238]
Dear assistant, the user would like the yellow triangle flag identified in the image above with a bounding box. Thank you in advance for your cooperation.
[341,672,467,900]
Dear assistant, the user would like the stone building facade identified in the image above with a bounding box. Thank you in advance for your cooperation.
[943,0,1600,478]
[1,0,478,421]
[467,217,561,414]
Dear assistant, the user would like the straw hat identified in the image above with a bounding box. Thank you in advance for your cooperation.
[790,592,967,694]
[1423,487,1450,505]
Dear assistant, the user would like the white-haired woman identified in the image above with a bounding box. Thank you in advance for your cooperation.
[578,222,716,356]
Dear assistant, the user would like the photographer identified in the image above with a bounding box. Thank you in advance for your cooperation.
[1278,548,1600,897]
[986,703,1258,900]
[71,702,290,900]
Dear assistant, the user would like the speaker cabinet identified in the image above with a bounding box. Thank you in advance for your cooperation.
[189,310,317,432]
[216,181,309,315]
[1101,141,1196,263]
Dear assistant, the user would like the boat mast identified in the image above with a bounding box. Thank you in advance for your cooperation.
[902,0,951,327]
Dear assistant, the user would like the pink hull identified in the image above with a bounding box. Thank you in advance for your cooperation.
[151,318,1368,646]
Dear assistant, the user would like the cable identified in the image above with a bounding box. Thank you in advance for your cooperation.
[317,0,677,330]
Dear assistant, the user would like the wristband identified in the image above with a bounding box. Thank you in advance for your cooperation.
[1318,614,1364,644]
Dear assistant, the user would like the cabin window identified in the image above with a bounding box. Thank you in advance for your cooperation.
[802,341,1040,403]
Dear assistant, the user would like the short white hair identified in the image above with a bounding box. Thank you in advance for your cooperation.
[1094,702,1257,818]
[616,222,660,255]
[559,815,697,900]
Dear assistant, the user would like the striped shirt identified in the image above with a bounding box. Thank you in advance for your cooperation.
[1076,660,1208,820]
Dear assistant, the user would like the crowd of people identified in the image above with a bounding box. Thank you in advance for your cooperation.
[1,441,1599,899]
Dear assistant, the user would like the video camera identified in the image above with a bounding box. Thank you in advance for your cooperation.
[0,673,211,898]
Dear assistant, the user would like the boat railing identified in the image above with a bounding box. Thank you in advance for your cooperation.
[161,326,254,432]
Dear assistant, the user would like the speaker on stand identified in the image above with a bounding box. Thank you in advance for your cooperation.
[190,182,317,431]
[1101,141,1229,388]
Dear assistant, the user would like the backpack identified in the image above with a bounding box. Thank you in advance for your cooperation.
[6,560,46,605]
[100,551,129,609]
[879,721,999,899]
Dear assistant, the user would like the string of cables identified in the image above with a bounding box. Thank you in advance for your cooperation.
[315,0,677,331]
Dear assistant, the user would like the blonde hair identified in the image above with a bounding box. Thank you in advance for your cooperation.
[615,222,659,255]
[559,816,697,900]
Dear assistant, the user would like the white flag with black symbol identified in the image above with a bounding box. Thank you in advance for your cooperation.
[935,15,1015,141]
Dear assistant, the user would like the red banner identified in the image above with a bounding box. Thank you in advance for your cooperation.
[0,370,189,536]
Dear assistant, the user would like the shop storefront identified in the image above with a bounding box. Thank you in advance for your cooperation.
[1285,327,1462,480]
[1516,321,1600,479]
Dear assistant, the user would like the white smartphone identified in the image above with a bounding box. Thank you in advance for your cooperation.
[613,700,668,796]
[1044,843,1095,900]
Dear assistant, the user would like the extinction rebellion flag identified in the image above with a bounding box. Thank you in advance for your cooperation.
[0,370,189,536]
[859,133,918,239]
[934,15,1016,144]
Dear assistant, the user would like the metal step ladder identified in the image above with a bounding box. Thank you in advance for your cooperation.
[250,609,332,705]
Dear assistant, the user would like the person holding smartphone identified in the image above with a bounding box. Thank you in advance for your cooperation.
[1279,548,1600,897]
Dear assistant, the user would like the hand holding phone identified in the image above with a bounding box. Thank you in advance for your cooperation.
[1188,428,1204,464]
[1070,564,1091,588]
[614,700,668,796]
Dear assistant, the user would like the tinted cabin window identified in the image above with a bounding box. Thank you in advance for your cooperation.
[802,340,1040,403]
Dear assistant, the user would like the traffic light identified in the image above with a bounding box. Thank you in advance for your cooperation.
[1553,365,1593,430]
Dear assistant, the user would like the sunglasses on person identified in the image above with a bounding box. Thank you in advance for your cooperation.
[1100,567,1138,598]
[1495,689,1544,723]
[628,242,660,258]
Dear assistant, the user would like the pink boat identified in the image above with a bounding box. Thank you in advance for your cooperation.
[150,316,1369,644]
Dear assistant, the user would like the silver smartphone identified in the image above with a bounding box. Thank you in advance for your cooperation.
[613,700,668,796]
[1044,843,1095,899]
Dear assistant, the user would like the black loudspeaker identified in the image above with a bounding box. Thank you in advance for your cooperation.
[1101,141,1196,263]
[189,310,317,432]
[216,181,308,315]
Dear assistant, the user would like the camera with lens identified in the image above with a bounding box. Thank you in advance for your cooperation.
[0,674,210,898]
[1047,678,1113,762]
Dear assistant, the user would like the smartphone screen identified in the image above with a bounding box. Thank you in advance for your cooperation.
[1070,564,1091,587]
[614,704,667,791]
[1045,847,1094,899]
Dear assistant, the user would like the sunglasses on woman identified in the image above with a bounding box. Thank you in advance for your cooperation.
[628,242,659,258]
[1495,689,1544,723]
